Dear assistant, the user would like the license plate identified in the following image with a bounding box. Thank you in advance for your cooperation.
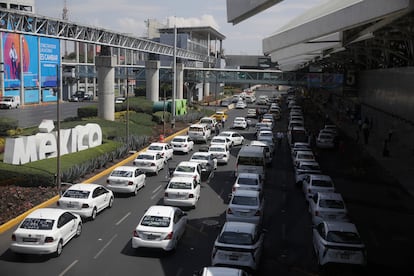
[229,254,239,260]
[23,237,38,242]
[146,234,157,240]
[340,252,350,259]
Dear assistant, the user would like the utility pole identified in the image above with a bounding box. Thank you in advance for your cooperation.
[62,0,69,57]
[171,24,177,129]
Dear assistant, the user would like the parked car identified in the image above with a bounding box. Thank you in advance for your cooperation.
[309,192,349,225]
[313,221,366,266]
[164,176,201,208]
[146,142,173,162]
[232,172,263,193]
[294,161,322,186]
[106,166,146,196]
[316,131,335,149]
[132,151,165,175]
[57,184,114,220]
[211,221,264,271]
[171,135,194,154]
[218,131,245,146]
[302,174,335,201]
[293,150,316,167]
[208,144,230,164]
[10,208,82,257]
[226,190,264,225]
[172,161,202,185]
[132,205,187,251]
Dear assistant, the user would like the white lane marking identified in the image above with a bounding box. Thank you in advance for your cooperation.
[94,234,117,259]
[58,260,78,276]
[151,184,163,200]
[115,212,131,226]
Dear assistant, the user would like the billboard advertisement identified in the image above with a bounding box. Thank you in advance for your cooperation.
[40,37,60,87]
[42,88,57,102]
[22,35,39,88]
[24,89,40,104]
[3,32,21,89]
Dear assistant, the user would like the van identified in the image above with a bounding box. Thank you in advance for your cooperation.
[188,123,211,143]
[235,145,266,180]
[250,140,272,166]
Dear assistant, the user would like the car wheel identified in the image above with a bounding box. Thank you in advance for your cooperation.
[108,197,114,208]
[55,240,63,257]
[76,223,82,237]
[133,186,138,196]
[91,207,97,220]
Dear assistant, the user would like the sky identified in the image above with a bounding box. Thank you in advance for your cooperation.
[34,0,327,55]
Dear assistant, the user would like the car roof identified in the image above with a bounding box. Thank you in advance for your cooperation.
[232,189,260,197]
[148,142,169,147]
[201,267,244,276]
[317,192,343,200]
[298,161,319,166]
[145,205,176,217]
[26,208,68,219]
[169,176,194,183]
[112,166,137,172]
[250,140,269,147]
[324,221,358,233]
[222,221,256,234]
[192,151,211,156]
[69,183,100,191]
[310,174,332,180]
[209,144,227,149]
[138,151,158,156]
[173,135,189,139]
[177,161,200,167]
[237,172,260,179]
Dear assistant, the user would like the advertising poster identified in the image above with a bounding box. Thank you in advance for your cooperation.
[22,35,39,88]
[40,37,60,87]
[2,32,21,88]
[42,88,57,102]
[24,89,39,104]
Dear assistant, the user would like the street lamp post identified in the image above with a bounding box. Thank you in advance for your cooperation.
[126,68,129,150]
[56,64,61,195]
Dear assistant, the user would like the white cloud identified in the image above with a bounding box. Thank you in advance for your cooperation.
[166,15,220,30]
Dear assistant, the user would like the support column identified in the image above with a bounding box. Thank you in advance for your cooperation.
[203,82,210,98]
[145,60,160,102]
[176,63,184,99]
[95,55,117,121]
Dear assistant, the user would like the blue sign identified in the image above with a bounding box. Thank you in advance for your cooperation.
[42,88,57,102]
[40,37,60,87]
[22,35,39,88]
[24,89,40,104]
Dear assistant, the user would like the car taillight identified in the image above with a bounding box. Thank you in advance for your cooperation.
[232,186,236,192]
[81,203,89,208]
[315,211,319,216]
[133,230,139,237]
[193,175,197,180]
[56,201,60,206]
[161,152,165,157]
[308,188,312,194]
[164,192,168,197]
[227,208,233,214]
[184,144,188,147]
[150,163,156,166]
[255,210,261,216]
[128,181,134,185]
[106,179,110,184]
[165,232,173,240]
[11,234,16,241]
[188,194,194,198]
[44,237,54,243]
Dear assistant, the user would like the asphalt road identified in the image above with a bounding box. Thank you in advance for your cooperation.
[1,92,413,275]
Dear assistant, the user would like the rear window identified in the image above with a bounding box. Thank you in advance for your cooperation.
[237,177,259,186]
[319,199,344,209]
[231,195,258,206]
[238,156,263,166]
[136,154,154,160]
[312,179,333,187]
[21,218,54,230]
[141,216,170,227]
[218,231,253,245]
[148,145,163,151]
[189,127,204,132]
[110,170,133,177]
[175,166,195,173]
[168,181,192,189]
[326,231,362,244]
[63,189,90,199]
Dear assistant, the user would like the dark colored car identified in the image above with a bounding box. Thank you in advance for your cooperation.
[69,91,92,102]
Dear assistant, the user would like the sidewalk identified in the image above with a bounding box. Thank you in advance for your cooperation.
[316,100,414,198]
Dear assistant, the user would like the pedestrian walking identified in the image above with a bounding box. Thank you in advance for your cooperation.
[221,117,225,128]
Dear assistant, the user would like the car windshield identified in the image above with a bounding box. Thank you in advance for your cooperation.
[110,170,133,177]
[140,216,171,227]
[219,133,230,137]
[232,195,258,206]
[320,199,345,209]
[300,164,320,170]
[212,138,225,143]
[218,231,253,245]
[137,154,154,160]
[148,145,163,151]
[20,218,55,230]
[63,189,90,199]
[237,177,258,186]
[210,147,224,152]
[326,231,362,244]
[175,166,195,173]
[312,179,333,187]
[168,181,192,189]
[200,119,212,124]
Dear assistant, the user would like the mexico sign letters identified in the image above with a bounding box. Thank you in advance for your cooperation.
[4,120,102,165]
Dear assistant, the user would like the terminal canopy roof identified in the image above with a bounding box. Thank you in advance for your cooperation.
[262,0,414,71]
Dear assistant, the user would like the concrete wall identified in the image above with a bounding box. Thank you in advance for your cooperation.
[358,67,414,152]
